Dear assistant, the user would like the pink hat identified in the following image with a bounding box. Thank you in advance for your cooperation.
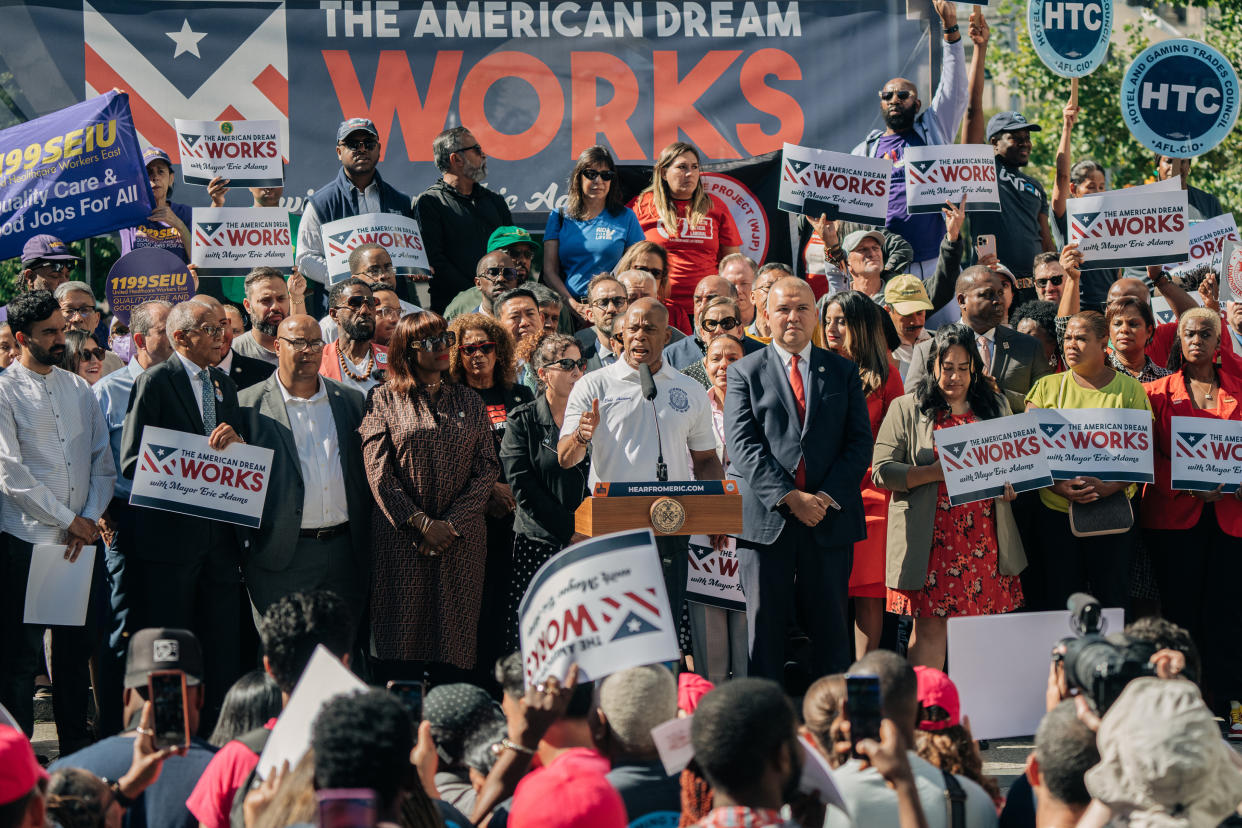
[509,749,626,828]
[0,725,48,805]
[678,673,714,714]
[914,666,961,732]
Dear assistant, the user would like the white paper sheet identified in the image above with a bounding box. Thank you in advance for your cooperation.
[24,544,95,626]
[651,716,695,776]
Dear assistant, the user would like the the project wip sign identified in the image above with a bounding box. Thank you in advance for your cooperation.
[130,426,273,528]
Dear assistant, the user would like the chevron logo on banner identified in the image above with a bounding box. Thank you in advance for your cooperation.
[83,1,288,165]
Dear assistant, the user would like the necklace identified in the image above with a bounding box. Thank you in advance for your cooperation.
[338,346,373,381]
[1190,376,1218,401]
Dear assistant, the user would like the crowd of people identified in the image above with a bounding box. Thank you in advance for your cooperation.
[3,1,1242,824]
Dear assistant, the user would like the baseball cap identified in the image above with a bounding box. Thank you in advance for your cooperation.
[991,262,1019,290]
[336,118,379,143]
[486,226,542,254]
[841,229,885,256]
[884,274,934,315]
[21,234,82,265]
[510,749,626,828]
[142,146,172,168]
[124,628,203,688]
[913,666,960,731]
[0,725,48,806]
[424,684,503,765]
[987,111,1042,141]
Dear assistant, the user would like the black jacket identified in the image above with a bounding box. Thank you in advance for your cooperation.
[227,352,275,392]
[499,395,589,546]
[416,179,512,310]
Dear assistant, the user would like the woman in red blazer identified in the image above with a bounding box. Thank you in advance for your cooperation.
[1143,307,1242,718]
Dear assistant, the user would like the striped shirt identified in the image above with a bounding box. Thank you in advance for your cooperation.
[0,362,115,544]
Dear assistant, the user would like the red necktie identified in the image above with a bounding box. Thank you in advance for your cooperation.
[790,354,807,490]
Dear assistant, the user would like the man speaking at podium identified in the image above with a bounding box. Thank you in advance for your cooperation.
[558,297,723,634]
[725,278,873,685]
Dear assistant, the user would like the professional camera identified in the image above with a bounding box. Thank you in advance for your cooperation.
[1055,592,1156,713]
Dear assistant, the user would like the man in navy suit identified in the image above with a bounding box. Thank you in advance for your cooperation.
[725,278,873,683]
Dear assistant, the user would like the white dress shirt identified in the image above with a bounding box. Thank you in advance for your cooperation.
[770,339,813,395]
[0,363,116,543]
[296,181,383,286]
[278,378,350,529]
[175,350,210,422]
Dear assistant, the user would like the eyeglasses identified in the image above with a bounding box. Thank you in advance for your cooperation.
[702,316,741,332]
[634,264,665,279]
[879,90,914,102]
[549,357,588,371]
[410,331,456,351]
[357,264,396,278]
[591,296,628,310]
[339,138,378,151]
[460,342,497,356]
[80,347,106,362]
[455,144,482,156]
[1034,275,1065,287]
[581,169,616,182]
[61,304,95,319]
[193,324,226,339]
[36,261,73,273]
[375,307,400,320]
[336,295,378,311]
[478,266,518,284]
[278,336,326,352]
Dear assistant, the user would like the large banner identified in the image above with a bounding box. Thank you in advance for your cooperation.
[0,91,152,260]
[0,1,927,228]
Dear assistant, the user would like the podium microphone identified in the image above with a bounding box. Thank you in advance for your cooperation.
[639,363,668,482]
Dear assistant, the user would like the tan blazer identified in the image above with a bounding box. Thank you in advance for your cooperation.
[871,393,1026,591]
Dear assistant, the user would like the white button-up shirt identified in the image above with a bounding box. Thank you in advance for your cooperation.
[0,363,115,543]
[278,378,349,529]
[770,339,812,394]
[561,358,716,488]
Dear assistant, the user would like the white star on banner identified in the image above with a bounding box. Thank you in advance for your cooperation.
[166,19,206,59]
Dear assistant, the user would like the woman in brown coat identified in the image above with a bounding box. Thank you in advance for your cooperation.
[360,311,500,679]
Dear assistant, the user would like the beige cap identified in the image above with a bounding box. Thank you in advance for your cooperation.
[883,274,934,315]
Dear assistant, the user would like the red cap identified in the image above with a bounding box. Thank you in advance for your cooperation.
[0,725,48,805]
[678,673,714,714]
[914,666,961,732]
[509,749,625,828]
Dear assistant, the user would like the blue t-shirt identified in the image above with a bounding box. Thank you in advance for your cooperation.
[545,206,645,297]
[52,734,217,828]
[119,201,194,263]
[874,131,945,263]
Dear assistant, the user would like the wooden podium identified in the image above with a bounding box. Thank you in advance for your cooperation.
[574,480,743,537]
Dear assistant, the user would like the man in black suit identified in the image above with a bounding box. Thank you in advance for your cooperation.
[574,274,629,372]
[120,299,247,722]
[192,294,275,391]
[238,315,370,627]
[725,278,873,684]
[904,266,1053,413]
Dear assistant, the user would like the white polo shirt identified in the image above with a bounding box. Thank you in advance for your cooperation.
[561,358,716,488]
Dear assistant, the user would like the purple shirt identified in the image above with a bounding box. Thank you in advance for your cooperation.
[119,201,194,263]
[874,131,944,262]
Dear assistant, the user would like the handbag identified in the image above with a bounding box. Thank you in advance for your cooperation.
[1055,372,1135,538]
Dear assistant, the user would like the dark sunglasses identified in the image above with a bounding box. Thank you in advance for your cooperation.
[339,138,378,151]
[1034,275,1064,287]
[410,331,456,351]
[460,342,496,356]
[581,169,616,182]
[701,316,741,332]
[479,266,519,283]
[456,143,482,156]
[80,347,106,362]
[337,295,378,310]
[879,89,913,102]
[634,264,665,279]
[591,296,628,310]
[36,261,74,273]
[550,357,588,371]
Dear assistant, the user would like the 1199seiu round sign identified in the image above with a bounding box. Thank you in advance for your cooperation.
[1027,0,1113,78]
[1122,38,1240,157]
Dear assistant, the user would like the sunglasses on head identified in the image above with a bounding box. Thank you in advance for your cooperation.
[340,138,378,151]
[581,169,616,182]
[879,89,913,102]
[549,357,588,371]
[1034,275,1064,287]
[702,316,741,332]
[337,295,378,310]
[460,342,496,356]
[410,331,456,351]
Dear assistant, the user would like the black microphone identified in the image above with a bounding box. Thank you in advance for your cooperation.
[638,363,668,481]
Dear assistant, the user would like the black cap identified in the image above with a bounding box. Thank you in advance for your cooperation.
[124,628,203,687]
[987,110,1042,141]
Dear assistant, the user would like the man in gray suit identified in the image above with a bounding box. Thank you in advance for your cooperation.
[904,266,1053,413]
[237,315,370,626]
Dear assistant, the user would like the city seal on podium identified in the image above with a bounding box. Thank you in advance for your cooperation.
[649,497,687,534]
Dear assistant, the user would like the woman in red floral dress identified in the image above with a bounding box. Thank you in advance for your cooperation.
[872,324,1027,669]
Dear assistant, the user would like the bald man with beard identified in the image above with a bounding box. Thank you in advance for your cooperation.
[237,315,370,624]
